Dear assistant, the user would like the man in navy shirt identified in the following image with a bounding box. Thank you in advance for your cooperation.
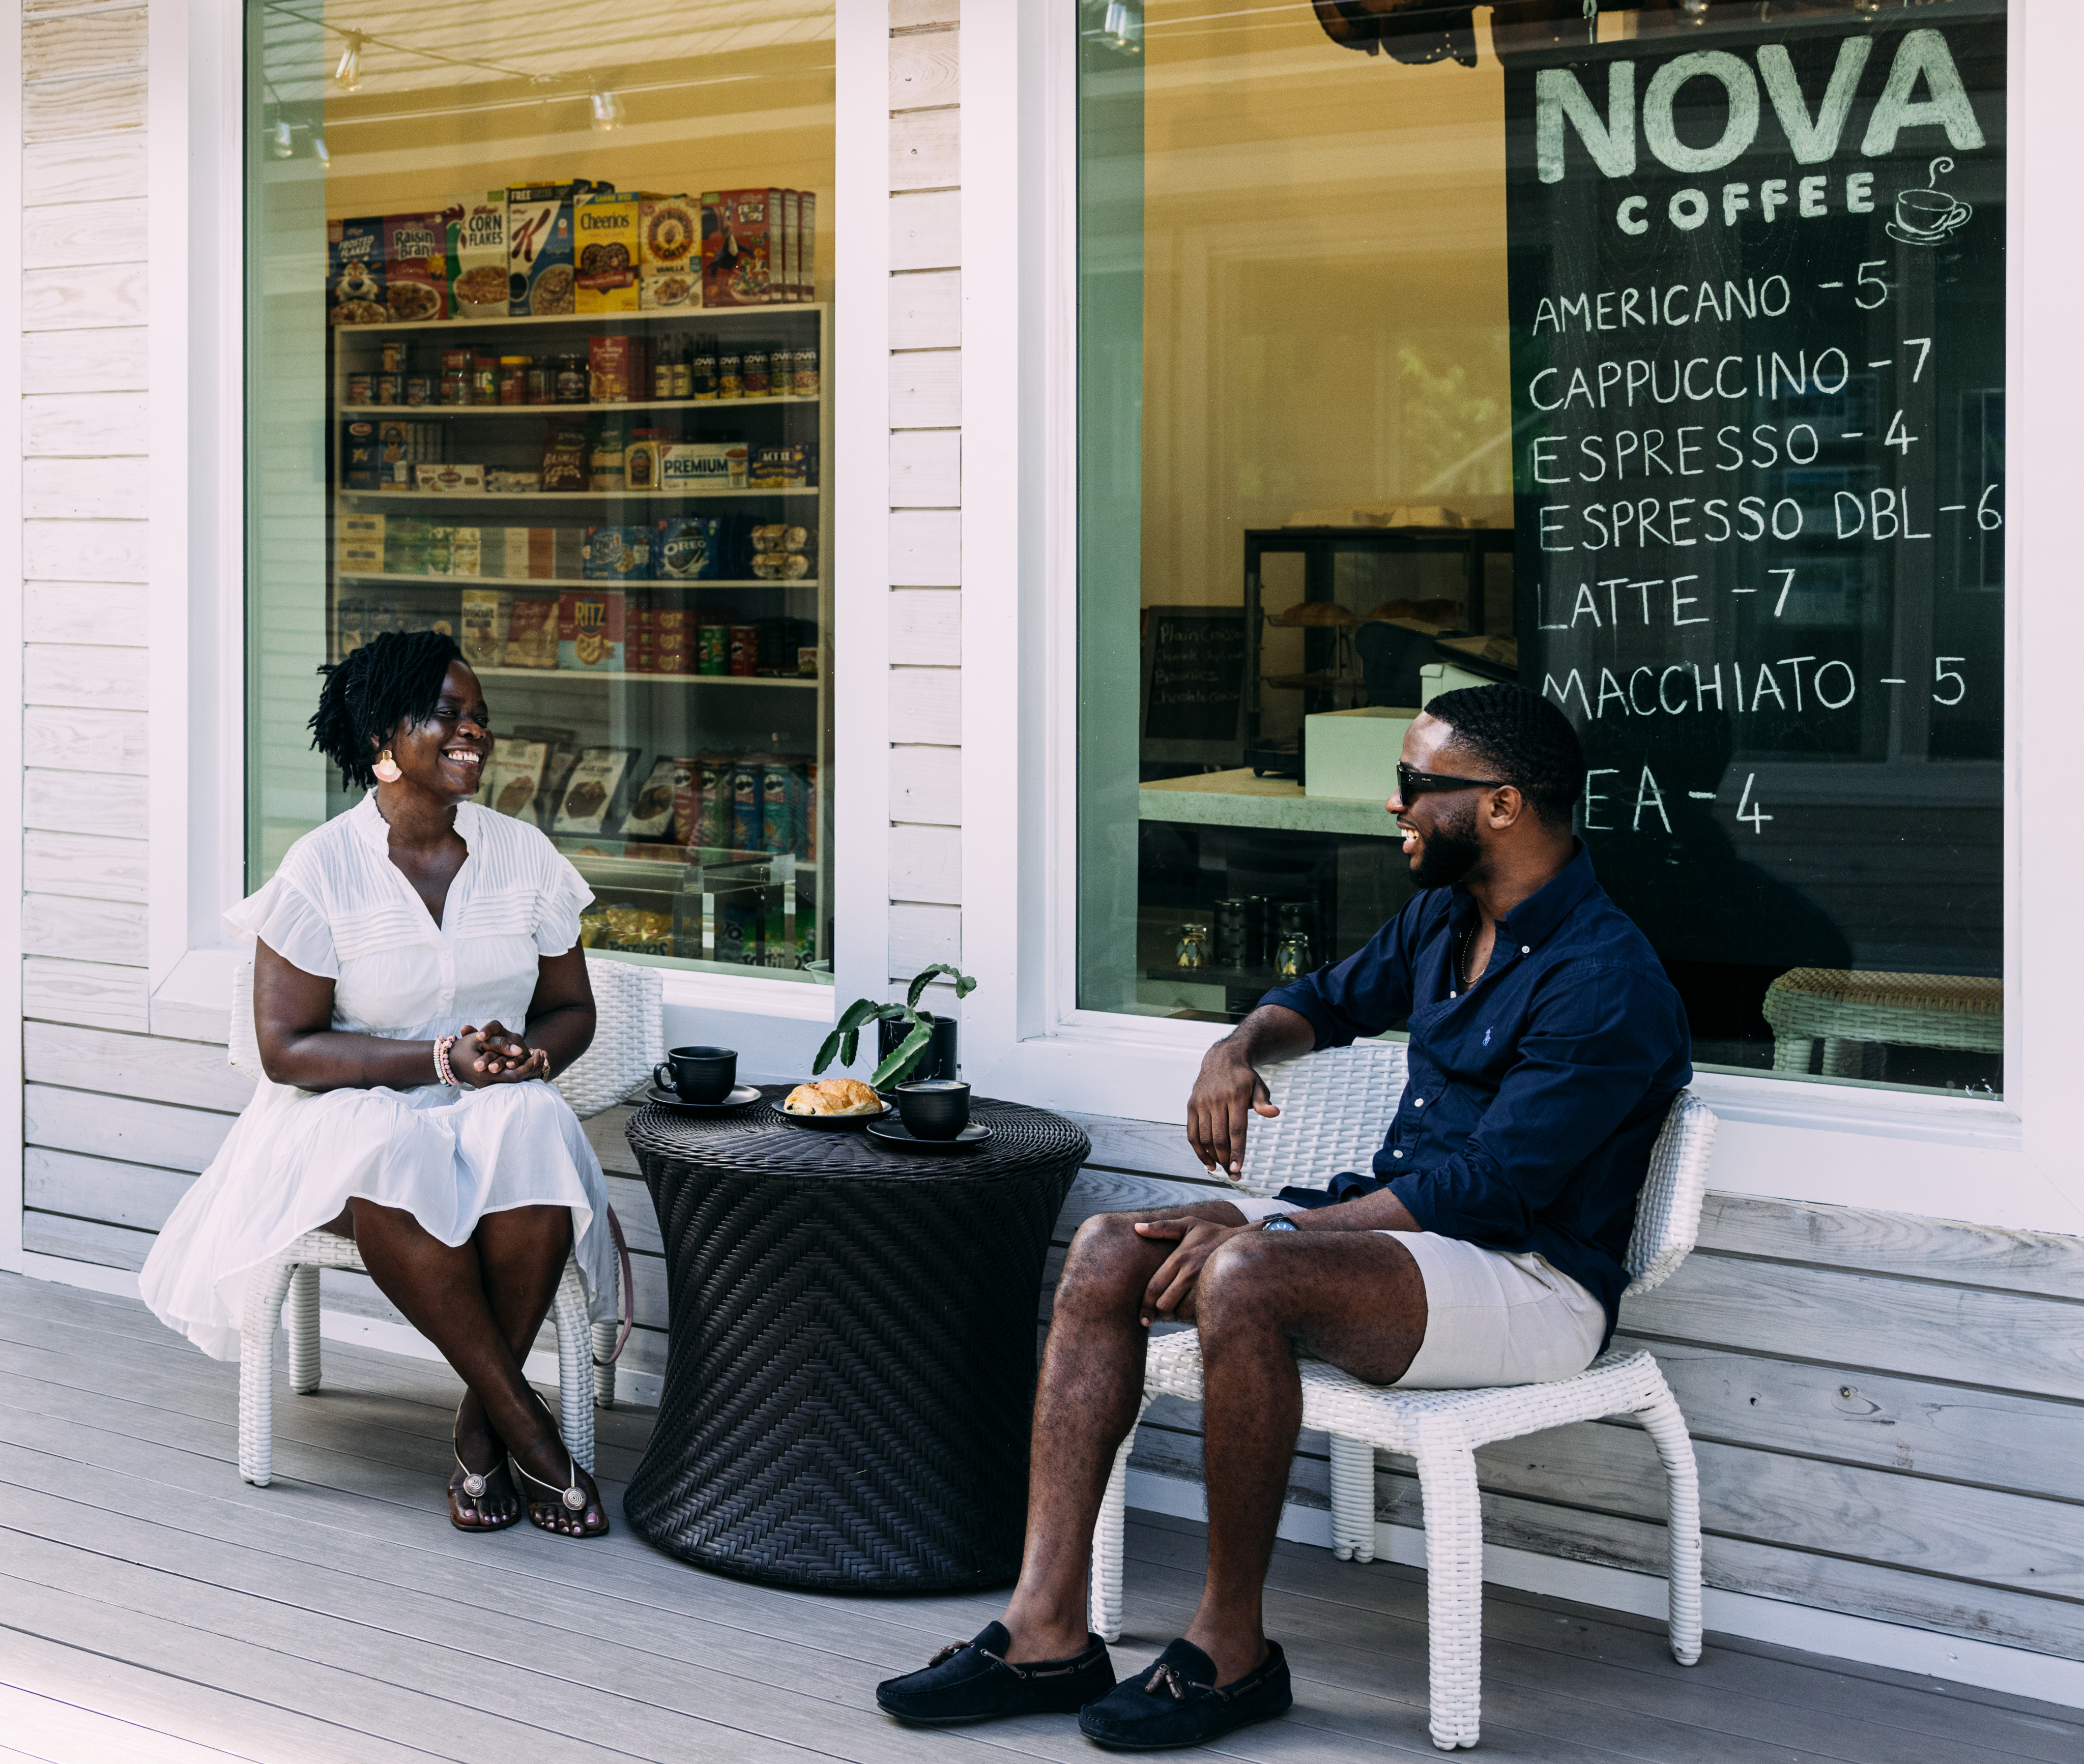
[878,685,1691,1750]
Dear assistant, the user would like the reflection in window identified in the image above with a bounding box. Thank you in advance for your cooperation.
[1077,1,2005,1096]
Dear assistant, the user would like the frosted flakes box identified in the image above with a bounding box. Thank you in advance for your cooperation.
[574,192,641,314]
[327,217,386,325]
[384,212,452,321]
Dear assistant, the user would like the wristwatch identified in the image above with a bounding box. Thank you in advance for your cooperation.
[1262,1217,1299,1233]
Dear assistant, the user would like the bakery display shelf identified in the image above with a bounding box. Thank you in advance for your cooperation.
[338,573,818,591]
[338,395,819,416]
[339,486,819,503]
[472,666,817,689]
[339,304,827,337]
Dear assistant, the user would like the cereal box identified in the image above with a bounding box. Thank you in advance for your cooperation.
[639,197,701,310]
[701,190,772,308]
[503,596,560,668]
[798,191,818,300]
[779,190,799,302]
[573,192,640,314]
[558,589,626,671]
[582,525,651,581]
[459,589,510,670]
[327,217,386,325]
[506,179,596,318]
[383,212,452,322]
[450,192,510,315]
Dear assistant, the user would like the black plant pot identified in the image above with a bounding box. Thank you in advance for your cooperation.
[878,1012,960,1082]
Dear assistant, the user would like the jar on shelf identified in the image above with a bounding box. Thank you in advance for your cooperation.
[555,353,588,403]
[1275,931,1313,981]
[793,345,820,397]
[1175,923,1211,969]
[742,349,769,397]
[691,336,717,400]
[717,351,742,399]
[470,353,498,404]
[590,420,628,493]
[526,360,553,403]
[345,372,372,405]
[497,355,529,405]
[626,427,663,491]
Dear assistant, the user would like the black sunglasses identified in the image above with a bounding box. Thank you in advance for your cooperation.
[1396,761,1510,800]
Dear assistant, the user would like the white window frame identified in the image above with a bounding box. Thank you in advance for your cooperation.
[958,0,2084,1238]
[143,0,895,1073]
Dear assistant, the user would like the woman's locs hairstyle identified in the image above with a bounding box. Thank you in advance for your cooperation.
[308,629,466,790]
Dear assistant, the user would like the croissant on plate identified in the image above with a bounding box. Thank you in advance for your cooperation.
[784,1078,884,1115]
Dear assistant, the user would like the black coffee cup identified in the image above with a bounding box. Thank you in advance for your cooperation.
[655,1045,737,1104]
[894,1079,970,1140]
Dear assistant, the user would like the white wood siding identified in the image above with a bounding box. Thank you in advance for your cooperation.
[887,3,960,992]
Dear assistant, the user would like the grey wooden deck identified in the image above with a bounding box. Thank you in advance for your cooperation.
[1,1274,2076,1764]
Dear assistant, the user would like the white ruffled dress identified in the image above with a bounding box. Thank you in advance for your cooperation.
[140,795,617,1361]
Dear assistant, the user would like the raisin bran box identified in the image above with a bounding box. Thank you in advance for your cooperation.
[383,212,452,321]
[328,217,387,325]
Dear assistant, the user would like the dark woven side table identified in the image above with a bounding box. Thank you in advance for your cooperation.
[622,1087,1090,1592]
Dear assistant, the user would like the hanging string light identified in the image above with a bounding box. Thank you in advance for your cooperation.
[333,30,365,92]
[311,132,331,168]
[590,87,626,132]
[269,117,295,158]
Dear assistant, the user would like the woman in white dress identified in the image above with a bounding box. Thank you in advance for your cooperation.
[141,630,614,1538]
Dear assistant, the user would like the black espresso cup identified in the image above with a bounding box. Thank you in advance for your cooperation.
[894,1079,971,1140]
[654,1045,737,1104]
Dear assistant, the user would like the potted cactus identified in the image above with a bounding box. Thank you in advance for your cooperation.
[814,963,978,1088]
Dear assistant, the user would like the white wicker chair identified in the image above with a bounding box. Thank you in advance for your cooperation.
[232,952,663,1487]
[1088,1039,1717,1751]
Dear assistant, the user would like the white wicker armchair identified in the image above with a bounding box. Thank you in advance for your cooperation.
[1088,1039,1717,1752]
[231,952,663,1487]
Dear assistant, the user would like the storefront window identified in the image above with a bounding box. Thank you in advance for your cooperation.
[1078,1,2005,1093]
[247,0,835,980]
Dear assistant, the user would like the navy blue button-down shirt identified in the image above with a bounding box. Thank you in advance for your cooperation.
[1259,843,1691,1345]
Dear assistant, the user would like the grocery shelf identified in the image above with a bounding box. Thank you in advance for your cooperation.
[339,487,818,502]
[338,395,819,415]
[337,304,828,336]
[472,666,817,688]
[338,574,818,591]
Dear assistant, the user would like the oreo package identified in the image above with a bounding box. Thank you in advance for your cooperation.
[655,516,718,581]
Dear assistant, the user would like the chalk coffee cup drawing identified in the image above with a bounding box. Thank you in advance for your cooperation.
[1889,157,1972,246]
[654,1045,737,1104]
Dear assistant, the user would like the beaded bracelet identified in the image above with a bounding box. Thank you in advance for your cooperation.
[433,1035,460,1088]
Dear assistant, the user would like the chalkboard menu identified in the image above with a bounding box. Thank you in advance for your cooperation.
[1505,4,2005,983]
[1143,607,1248,759]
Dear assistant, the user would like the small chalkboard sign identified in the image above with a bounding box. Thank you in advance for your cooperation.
[1142,606,1247,765]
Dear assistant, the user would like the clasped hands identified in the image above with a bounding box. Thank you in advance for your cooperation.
[456,1020,549,1085]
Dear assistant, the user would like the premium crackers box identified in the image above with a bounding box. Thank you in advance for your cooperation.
[574,192,641,314]
[327,217,386,324]
[383,212,452,321]
[558,589,626,671]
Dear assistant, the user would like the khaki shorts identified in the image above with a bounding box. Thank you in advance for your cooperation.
[1233,1196,1607,1389]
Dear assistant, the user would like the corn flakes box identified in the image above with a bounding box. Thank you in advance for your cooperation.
[450,192,510,315]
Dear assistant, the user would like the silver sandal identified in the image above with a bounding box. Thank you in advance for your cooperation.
[511,1448,604,1535]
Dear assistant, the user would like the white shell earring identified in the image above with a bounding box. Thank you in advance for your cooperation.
[372,748,402,783]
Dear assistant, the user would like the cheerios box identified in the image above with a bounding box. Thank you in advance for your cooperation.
[574,192,641,314]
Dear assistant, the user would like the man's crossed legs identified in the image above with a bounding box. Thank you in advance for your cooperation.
[877,1200,1427,1749]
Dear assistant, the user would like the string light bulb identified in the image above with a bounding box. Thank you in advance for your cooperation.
[590,88,626,132]
[1680,0,1710,19]
[268,119,294,159]
[312,132,331,169]
[333,32,364,93]
[1103,2,1142,53]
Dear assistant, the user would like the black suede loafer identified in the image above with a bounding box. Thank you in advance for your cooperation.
[876,1622,1116,1726]
[1078,1638,1291,1750]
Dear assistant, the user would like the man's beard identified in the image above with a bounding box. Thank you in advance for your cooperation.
[1409,800,1484,889]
